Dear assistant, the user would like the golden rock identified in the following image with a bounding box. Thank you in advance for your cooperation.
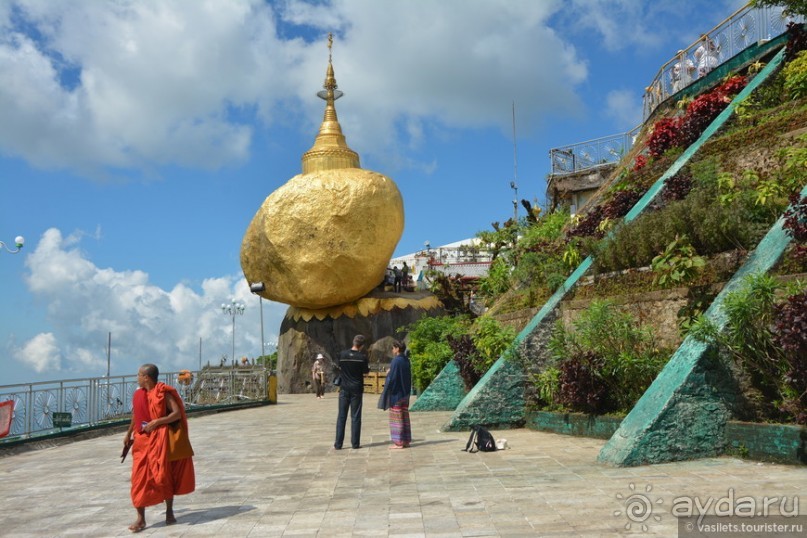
[241,168,403,309]
[241,35,404,310]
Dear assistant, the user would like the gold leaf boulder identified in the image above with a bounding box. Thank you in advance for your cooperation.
[241,168,403,309]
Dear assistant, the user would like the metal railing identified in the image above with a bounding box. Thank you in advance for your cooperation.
[549,3,801,180]
[643,3,800,119]
[425,261,492,278]
[0,367,270,440]
[549,125,641,177]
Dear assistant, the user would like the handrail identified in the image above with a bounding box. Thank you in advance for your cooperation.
[549,125,641,177]
[549,2,801,180]
[643,3,799,119]
[0,367,270,440]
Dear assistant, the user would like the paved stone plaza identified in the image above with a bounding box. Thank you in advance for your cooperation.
[1,393,805,537]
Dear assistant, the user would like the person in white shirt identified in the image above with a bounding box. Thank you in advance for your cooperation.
[694,36,719,78]
[671,51,695,93]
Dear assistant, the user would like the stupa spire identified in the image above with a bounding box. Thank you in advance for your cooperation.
[301,33,360,173]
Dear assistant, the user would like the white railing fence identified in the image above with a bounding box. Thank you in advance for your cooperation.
[0,367,269,440]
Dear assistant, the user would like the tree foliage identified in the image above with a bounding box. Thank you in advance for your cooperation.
[751,0,807,18]
[405,315,468,392]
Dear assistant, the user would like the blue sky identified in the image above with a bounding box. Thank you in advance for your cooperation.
[0,0,745,385]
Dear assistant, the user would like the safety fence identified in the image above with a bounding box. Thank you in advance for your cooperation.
[549,125,641,177]
[0,367,270,440]
[643,3,799,119]
[549,2,801,179]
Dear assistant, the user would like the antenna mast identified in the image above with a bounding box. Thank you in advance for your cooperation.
[510,101,519,224]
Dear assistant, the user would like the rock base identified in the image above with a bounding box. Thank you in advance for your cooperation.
[276,290,444,394]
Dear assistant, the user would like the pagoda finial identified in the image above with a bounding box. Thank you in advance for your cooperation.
[301,32,360,173]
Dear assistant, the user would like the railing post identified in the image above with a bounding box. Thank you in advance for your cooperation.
[230,369,235,402]
[25,385,32,437]
[89,378,97,425]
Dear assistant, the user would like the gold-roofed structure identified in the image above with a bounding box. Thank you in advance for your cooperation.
[302,34,360,173]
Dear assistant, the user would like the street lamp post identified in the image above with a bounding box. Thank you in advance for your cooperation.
[264,340,278,371]
[249,282,266,359]
[0,236,24,254]
[221,299,245,364]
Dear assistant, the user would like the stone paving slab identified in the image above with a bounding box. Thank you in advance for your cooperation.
[1,393,805,537]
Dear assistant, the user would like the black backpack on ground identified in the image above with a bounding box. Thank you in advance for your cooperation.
[463,425,497,453]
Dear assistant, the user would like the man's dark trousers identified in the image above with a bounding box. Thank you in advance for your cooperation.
[335,387,363,449]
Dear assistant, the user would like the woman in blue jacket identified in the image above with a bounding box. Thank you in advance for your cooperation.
[379,340,412,448]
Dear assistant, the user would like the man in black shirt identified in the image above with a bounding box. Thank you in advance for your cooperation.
[334,334,370,449]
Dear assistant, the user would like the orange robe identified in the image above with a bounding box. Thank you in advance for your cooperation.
[130,383,195,507]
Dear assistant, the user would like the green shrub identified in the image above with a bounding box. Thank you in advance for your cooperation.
[593,184,769,275]
[478,209,572,305]
[545,300,670,413]
[688,273,807,422]
[534,367,561,407]
[778,138,807,195]
[651,235,706,287]
[783,49,807,100]
[256,351,277,371]
[733,66,787,125]
[689,156,721,190]
[517,208,570,249]
[477,257,511,299]
[405,315,468,392]
[470,316,516,373]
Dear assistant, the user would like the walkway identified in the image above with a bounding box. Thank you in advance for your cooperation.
[1,394,805,537]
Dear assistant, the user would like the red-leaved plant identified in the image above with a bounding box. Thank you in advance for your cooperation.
[645,75,749,156]
[773,290,807,424]
[647,117,680,158]
[678,75,748,146]
[783,193,807,261]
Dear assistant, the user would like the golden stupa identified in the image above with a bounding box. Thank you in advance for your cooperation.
[241,35,404,310]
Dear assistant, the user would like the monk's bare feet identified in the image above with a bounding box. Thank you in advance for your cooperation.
[166,515,177,525]
[128,520,146,533]
[389,444,405,449]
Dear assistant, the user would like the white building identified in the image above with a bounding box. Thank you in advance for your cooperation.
[389,238,493,287]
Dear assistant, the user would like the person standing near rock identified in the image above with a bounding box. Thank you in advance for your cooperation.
[378,340,412,449]
[392,266,402,293]
[334,335,370,449]
[312,354,326,399]
[401,262,410,291]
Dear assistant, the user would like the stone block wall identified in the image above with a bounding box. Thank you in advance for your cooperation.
[560,288,693,349]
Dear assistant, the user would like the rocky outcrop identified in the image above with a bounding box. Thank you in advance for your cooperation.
[276,291,444,394]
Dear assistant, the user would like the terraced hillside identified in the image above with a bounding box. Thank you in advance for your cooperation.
[414,23,807,465]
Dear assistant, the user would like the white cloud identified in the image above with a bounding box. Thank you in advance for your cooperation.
[14,332,61,373]
[563,0,665,52]
[560,0,748,53]
[0,0,285,174]
[0,0,590,176]
[309,0,587,160]
[13,228,286,378]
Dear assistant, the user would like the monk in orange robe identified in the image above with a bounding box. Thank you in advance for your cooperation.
[124,363,195,533]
